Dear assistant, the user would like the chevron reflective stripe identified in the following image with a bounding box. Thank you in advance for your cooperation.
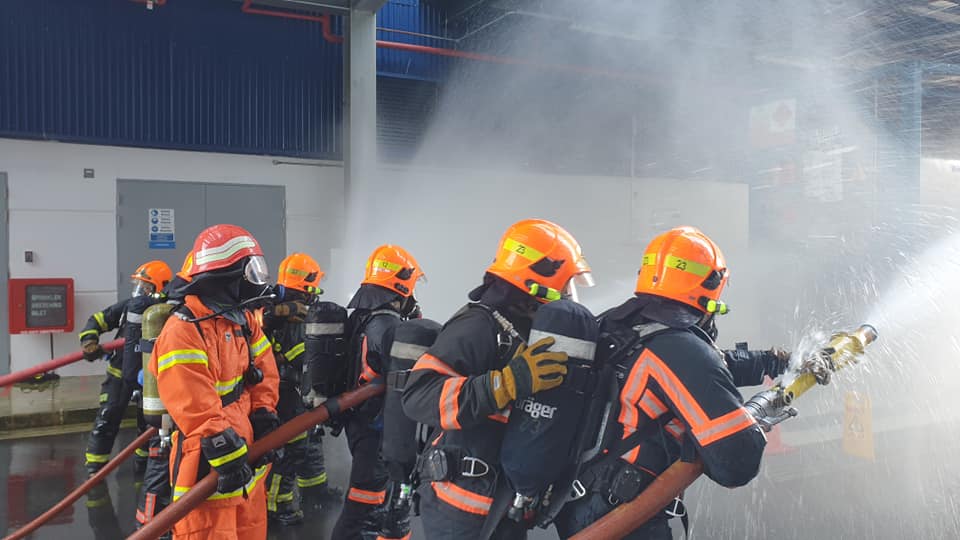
[288,431,308,444]
[157,349,208,372]
[194,236,257,267]
[214,375,244,396]
[99,393,109,403]
[297,472,327,488]
[251,336,271,357]
[106,365,122,378]
[305,322,344,335]
[431,481,492,515]
[126,311,143,324]
[85,452,111,464]
[284,342,305,362]
[206,443,247,468]
[528,329,596,360]
[94,312,108,331]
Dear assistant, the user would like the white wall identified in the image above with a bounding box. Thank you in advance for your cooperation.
[0,138,345,375]
[335,167,752,332]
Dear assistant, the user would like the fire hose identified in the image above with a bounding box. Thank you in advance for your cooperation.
[127,381,385,540]
[0,338,125,388]
[4,427,158,540]
[571,324,879,540]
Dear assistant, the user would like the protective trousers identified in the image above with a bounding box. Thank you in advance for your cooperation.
[553,492,672,540]
[418,486,527,540]
[137,435,171,527]
[265,385,328,515]
[171,469,269,540]
[85,359,147,472]
[331,414,388,540]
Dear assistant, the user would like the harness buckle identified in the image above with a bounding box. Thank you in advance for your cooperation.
[461,456,490,478]
[665,496,686,518]
[571,479,587,501]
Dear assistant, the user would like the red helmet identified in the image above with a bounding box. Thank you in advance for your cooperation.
[182,224,268,283]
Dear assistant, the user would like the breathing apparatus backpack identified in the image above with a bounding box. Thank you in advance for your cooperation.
[497,299,604,523]
[304,301,349,398]
[382,318,442,483]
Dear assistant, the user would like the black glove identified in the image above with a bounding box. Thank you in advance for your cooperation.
[325,416,344,437]
[201,428,253,496]
[249,408,283,466]
[272,301,309,322]
[81,339,104,362]
[763,347,791,378]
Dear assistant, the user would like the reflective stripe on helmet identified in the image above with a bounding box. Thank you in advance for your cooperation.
[195,236,258,267]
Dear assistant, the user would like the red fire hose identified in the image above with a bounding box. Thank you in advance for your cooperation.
[128,382,385,540]
[570,459,704,540]
[0,339,125,388]
[3,427,158,540]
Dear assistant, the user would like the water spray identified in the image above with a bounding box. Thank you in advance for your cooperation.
[745,324,879,431]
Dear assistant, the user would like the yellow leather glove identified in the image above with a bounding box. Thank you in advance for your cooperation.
[273,301,309,322]
[489,336,568,409]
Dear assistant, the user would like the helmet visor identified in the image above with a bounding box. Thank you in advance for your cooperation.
[131,279,156,298]
[562,272,595,302]
[244,256,271,286]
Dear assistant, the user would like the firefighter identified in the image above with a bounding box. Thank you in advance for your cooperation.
[401,219,593,540]
[553,226,768,540]
[330,245,425,540]
[80,260,172,476]
[148,224,280,540]
[137,259,194,531]
[262,252,331,526]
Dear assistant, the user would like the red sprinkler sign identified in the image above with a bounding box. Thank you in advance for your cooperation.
[8,278,75,334]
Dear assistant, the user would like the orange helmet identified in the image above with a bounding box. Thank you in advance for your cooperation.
[635,226,729,314]
[182,224,268,284]
[362,245,424,298]
[278,252,324,295]
[486,219,593,303]
[131,260,173,296]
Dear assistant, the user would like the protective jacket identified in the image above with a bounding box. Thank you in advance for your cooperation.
[401,304,525,521]
[330,303,402,540]
[149,295,279,507]
[554,297,766,538]
[79,298,133,382]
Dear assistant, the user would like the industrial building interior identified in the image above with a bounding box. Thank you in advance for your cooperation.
[2,0,960,538]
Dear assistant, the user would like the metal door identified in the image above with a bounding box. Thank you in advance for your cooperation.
[117,180,206,297]
[116,180,286,298]
[0,173,8,374]
[204,184,286,281]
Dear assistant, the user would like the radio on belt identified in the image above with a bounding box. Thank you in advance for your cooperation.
[8,278,75,334]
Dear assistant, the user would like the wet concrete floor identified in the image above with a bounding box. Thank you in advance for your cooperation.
[3,421,959,539]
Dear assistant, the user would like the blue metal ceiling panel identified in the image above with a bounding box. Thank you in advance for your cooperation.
[377,0,452,81]
[0,0,343,158]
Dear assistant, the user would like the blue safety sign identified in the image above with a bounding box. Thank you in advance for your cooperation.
[148,208,176,249]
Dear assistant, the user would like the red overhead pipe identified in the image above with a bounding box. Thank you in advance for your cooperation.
[239,3,641,81]
[128,381,385,540]
[0,338,125,388]
[3,427,158,540]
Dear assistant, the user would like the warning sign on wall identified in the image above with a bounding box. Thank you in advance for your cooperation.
[148,208,176,249]
[842,391,875,461]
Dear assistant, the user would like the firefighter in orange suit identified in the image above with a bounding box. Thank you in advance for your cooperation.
[149,224,280,540]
